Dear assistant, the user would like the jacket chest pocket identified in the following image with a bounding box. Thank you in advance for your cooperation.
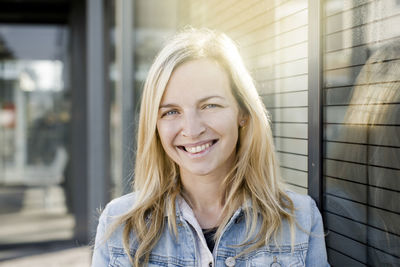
[248,249,306,267]
[108,248,132,267]
[109,247,196,267]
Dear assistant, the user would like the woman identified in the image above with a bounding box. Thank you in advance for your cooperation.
[92,28,329,267]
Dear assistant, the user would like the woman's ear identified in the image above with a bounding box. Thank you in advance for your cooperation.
[238,113,248,128]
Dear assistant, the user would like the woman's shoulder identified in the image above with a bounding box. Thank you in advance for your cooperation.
[285,190,315,208]
[285,190,321,228]
[102,191,138,217]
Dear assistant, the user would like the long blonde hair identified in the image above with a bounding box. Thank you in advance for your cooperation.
[114,28,295,266]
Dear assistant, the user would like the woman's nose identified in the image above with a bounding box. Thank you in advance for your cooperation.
[180,111,206,137]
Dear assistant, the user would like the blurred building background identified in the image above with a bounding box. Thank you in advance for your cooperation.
[0,0,399,266]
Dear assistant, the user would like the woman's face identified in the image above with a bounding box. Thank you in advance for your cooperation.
[156,58,242,179]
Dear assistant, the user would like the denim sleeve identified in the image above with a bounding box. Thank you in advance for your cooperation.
[91,205,110,266]
[305,199,330,267]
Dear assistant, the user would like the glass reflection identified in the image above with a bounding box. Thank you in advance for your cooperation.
[324,41,400,265]
[1,60,68,183]
[0,25,73,246]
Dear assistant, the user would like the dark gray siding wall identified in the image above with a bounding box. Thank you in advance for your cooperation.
[323,0,400,265]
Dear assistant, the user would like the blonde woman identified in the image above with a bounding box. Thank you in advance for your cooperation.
[92,28,329,267]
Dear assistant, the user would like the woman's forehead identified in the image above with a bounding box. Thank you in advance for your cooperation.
[160,59,234,103]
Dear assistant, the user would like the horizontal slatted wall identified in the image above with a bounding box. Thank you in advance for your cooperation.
[179,0,309,194]
[323,0,400,265]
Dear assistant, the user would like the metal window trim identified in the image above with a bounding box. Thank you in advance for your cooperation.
[308,0,323,209]
[116,0,135,195]
[87,0,110,238]
[70,0,88,243]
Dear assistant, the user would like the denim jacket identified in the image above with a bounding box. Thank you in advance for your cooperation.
[92,191,330,267]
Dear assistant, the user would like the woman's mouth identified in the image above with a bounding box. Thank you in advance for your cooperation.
[178,140,218,154]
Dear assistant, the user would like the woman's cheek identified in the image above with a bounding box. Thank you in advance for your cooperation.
[158,120,179,141]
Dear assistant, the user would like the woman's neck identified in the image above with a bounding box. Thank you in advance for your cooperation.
[180,173,225,229]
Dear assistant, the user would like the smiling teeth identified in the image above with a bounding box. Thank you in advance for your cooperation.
[185,142,212,153]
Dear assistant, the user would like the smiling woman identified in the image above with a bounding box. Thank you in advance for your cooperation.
[92,28,330,267]
[157,59,242,182]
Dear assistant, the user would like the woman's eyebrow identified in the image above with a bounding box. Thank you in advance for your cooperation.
[159,95,225,109]
[159,103,177,109]
[199,95,225,102]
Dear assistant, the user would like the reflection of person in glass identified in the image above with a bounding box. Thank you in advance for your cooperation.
[28,109,67,165]
[332,41,400,265]
[92,29,329,266]
[344,42,400,128]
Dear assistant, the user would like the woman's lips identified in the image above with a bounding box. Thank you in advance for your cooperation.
[178,139,218,154]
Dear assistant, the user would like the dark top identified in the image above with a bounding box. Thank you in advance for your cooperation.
[202,227,217,252]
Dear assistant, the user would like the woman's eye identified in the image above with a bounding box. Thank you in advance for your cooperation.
[204,104,218,109]
[162,110,178,117]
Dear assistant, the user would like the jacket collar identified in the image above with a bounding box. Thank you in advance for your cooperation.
[173,195,253,224]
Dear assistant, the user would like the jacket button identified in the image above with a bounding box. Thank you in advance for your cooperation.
[225,257,236,266]
[270,256,281,267]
